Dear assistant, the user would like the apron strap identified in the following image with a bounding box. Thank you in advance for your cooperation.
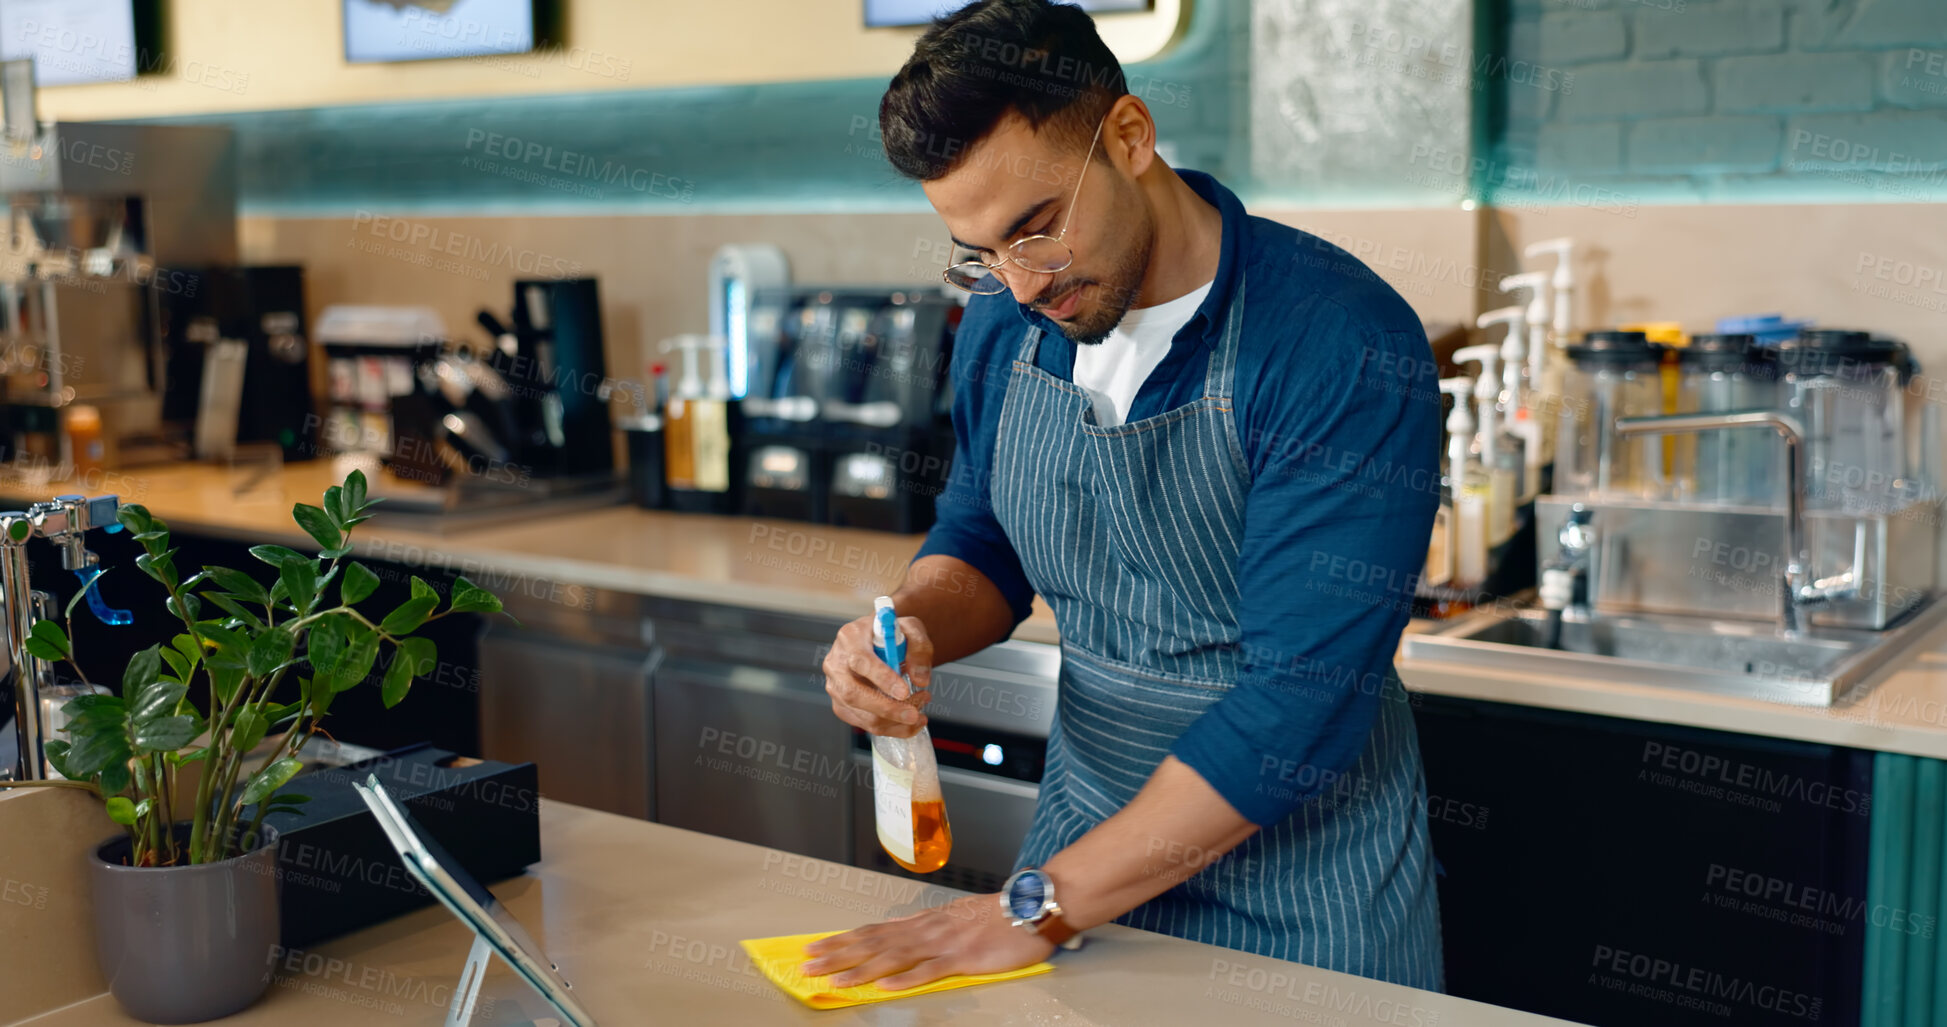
[1200,272,1246,401]
[1017,324,1045,364]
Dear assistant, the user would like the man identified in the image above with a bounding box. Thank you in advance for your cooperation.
[808,0,1443,992]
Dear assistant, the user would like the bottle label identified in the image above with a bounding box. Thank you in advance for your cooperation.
[872,748,915,865]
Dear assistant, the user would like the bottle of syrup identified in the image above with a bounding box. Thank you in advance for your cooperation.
[869,596,951,873]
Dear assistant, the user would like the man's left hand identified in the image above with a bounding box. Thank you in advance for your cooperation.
[798,893,1057,990]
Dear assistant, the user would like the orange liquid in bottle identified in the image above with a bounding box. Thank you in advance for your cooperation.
[890,799,953,874]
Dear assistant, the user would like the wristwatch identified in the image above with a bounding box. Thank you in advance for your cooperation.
[1000,867,1085,950]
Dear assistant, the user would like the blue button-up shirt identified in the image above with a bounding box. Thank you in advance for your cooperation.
[916,170,1441,826]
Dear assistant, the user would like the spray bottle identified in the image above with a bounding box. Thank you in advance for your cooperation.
[870,596,952,873]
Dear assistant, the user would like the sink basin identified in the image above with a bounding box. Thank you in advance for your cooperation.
[1401,596,1947,706]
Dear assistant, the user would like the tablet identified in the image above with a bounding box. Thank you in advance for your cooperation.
[353,774,598,1026]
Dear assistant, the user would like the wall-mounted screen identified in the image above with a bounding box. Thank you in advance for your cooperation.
[866,0,1150,28]
[344,0,537,64]
[0,0,137,86]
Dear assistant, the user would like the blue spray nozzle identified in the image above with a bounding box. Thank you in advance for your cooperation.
[873,598,903,670]
[103,522,123,534]
[75,567,132,626]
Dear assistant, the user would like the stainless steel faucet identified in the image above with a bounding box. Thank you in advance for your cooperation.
[3,494,121,781]
[1613,411,1856,636]
[1542,503,1596,618]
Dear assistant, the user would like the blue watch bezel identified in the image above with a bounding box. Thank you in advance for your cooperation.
[1003,867,1053,923]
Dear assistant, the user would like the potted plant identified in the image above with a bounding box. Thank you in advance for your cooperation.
[0,470,505,1023]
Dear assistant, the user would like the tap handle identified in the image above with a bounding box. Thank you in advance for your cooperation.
[72,566,131,626]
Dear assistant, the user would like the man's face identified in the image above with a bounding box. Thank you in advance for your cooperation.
[924,111,1152,345]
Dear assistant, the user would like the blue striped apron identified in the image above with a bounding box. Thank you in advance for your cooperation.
[990,274,1444,989]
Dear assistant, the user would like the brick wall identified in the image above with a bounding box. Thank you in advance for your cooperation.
[1496,0,1947,203]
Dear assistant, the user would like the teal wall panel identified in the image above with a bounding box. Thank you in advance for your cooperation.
[138,0,1245,217]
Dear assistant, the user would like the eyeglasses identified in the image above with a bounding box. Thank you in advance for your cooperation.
[942,117,1105,296]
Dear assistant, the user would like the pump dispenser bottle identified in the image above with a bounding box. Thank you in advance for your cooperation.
[1500,271,1551,489]
[1453,344,1518,547]
[1440,377,1489,591]
[869,596,952,873]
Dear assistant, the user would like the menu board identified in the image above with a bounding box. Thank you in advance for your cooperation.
[866,0,1150,28]
[343,0,536,64]
[0,0,137,86]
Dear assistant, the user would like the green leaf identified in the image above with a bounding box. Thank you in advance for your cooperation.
[410,576,438,602]
[197,623,249,670]
[307,614,348,676]
[280,559,318,617]
[115,504,154,536]
[158,645,190,682]
[240,757,304,806]
[97,761,131,797]
[105,796,137,825]
[259,700,304,727]
[203,566,271,605]
[249,545,307,569]
[65,567,112,620]
[42,739,73,778]
[122,646,162,698]
[380,596,438,636]
[448,579,503,615]
[292,503,342,555]
[135,549,178,589]
[60,693,121,716]
[345,470,369,515]
[208,665,244,705]
[198,591,265,631]
[330,627,381,692]
[341,563,381,606]
[247,626,295,679]
[381,646,413,708]
[230,707,269,754]
[133,798,153,820]
[171,633,201,669]
[28,619,69,660]
[323,485,347,527]
[130,681,188,724]
[64,708,132,777]
[265,793,311,807]
[164,592,202,623]
[398,636,437,678]
[301,674,334,719]
[133,715,196,752]
[168,747,208,766]
[23,635,63,662]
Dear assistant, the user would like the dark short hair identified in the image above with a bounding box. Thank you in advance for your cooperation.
[879,0,1128,181]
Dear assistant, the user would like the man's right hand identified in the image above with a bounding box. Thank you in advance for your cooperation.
[823,614,935,739]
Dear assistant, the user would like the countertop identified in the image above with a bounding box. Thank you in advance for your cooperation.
[9,461,1947,759]
[0,460,1063,643]
[13,797,1579,1027]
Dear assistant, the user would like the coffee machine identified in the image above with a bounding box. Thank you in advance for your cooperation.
[0,59,238,470]
[158,266,317,461]
[740,287,958,533]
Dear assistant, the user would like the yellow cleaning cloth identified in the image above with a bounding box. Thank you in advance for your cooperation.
[739,930,1054,1009]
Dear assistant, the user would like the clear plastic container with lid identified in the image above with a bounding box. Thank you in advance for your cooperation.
[1555,330,1667,498]
[1775,330,1913,513]
[1672,333,1783,507]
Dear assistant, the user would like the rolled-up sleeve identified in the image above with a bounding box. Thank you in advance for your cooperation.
[913,296,1036,629]
[1170,316,1440,826]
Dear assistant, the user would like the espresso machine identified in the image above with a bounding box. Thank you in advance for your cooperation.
[739,287,958,533]
[0,59,239,471]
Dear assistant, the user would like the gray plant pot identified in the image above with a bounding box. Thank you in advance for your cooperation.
[89,824,282,1024]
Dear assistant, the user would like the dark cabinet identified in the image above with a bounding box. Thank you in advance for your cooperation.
[1413,693,1871,1027]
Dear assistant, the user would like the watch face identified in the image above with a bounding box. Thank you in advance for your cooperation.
[1006,870,1047,920]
